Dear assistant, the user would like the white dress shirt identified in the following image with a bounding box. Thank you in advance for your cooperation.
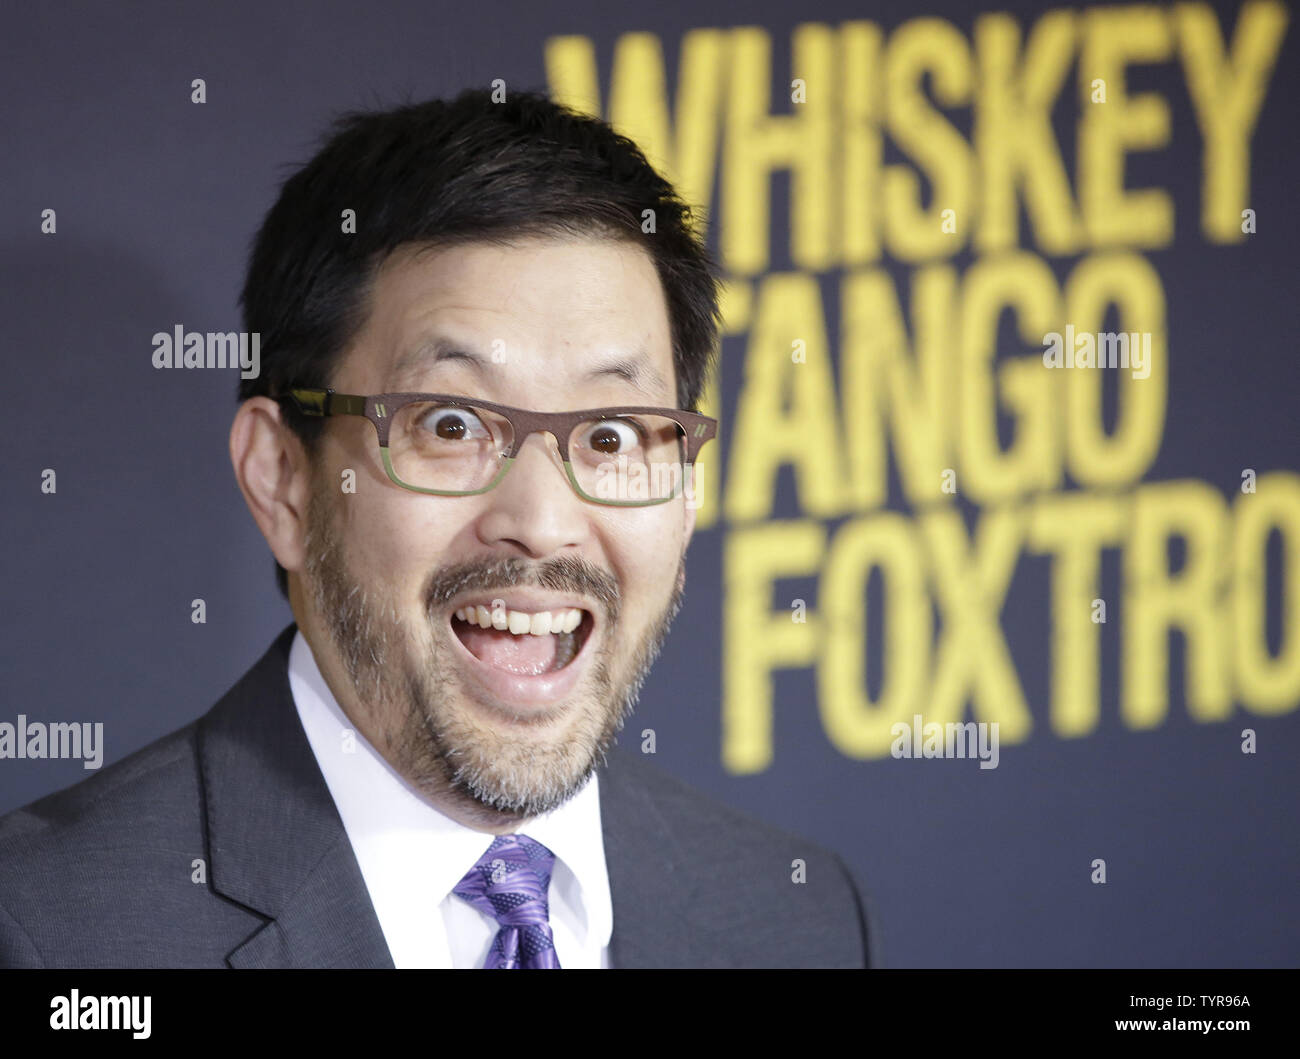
[287,629,613,968]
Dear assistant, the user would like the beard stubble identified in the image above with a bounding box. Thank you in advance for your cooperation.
[300,482,686,829]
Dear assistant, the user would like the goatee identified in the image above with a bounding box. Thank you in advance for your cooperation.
[301,485,685,828]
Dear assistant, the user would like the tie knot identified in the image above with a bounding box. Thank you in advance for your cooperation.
[454,833,557,928]
[454,833,561,968]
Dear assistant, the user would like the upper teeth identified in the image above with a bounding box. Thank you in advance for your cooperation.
[454,605,584,636]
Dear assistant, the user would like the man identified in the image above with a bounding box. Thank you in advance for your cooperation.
[0,88,872,968]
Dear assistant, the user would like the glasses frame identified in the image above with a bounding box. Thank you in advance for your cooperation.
[273,387,718,507]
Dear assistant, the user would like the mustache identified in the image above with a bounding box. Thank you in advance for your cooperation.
[423,554,621,625]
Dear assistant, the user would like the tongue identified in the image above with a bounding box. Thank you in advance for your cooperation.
[457,624,559,676]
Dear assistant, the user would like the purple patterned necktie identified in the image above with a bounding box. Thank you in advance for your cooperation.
[453,833,562,968]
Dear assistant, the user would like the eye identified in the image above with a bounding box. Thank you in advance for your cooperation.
[580,417,645,455]
[418,405,493,442]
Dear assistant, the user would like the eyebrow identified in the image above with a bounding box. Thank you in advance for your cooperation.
[390,336,673,404]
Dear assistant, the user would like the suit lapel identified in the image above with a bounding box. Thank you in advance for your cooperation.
[597,745,705,968]
[198,624,394,968]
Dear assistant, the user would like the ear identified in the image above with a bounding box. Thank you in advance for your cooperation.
[229,397,313,580]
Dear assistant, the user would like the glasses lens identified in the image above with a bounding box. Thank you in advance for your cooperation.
[387,401,514,493]
[569,414,686,504]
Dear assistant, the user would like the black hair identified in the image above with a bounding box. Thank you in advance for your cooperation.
[236,87,723,601]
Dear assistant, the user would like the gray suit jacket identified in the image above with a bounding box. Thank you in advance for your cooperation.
[0,625,871,967]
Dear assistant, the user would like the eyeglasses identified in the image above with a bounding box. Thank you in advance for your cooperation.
[272,388,717,507]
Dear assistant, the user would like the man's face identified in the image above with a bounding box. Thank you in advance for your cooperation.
[295,236,695,831]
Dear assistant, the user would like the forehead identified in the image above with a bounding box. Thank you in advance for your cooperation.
[341,235,676,407]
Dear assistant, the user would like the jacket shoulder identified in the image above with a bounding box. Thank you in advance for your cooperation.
[0,625,302,973]
[601,746,873,967]
[0,720,201,854]
[0,721,227,966]
[604,744,839,859]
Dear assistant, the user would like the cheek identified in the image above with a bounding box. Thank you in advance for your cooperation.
[608,513,685,609]
[356,502,450,607]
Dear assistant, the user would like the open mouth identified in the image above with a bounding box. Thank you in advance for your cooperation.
[449,604,594,678]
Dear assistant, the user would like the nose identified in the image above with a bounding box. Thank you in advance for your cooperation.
[473,429,590,558]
